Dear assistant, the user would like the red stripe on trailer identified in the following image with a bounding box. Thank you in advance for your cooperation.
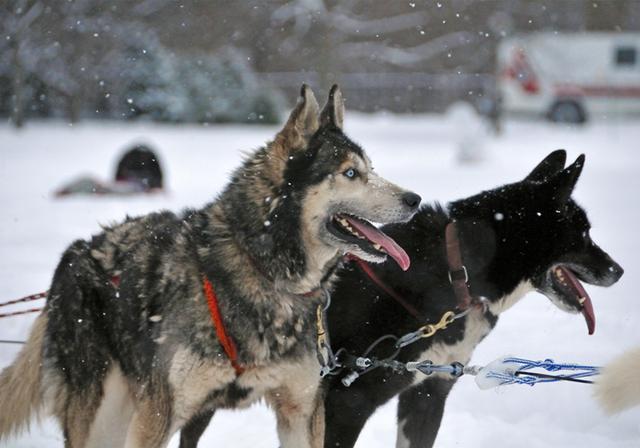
[554,84,640,98]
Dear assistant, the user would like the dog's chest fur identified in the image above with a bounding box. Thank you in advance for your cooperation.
[168,347,320,422]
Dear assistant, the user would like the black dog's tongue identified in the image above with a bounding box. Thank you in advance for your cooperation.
[344,216,411,271]
[556,266,596,335]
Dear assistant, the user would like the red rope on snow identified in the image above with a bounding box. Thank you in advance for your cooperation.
[0,307,43,318]
[0,291,48,308]
[0,291,46,318]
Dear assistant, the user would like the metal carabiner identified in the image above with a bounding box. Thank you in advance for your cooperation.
[419,311,455,339]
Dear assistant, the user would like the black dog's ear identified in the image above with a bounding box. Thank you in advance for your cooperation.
[543,154,585,205]
[320,84,345,130]
[525,149,567,182]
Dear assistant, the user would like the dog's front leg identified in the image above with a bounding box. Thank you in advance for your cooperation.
[323,383,380,448]
[178,409,216,448]
[266,374,324,448]
[396,377,456,448]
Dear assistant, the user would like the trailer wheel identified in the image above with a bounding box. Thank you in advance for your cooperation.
[548,100,587,124]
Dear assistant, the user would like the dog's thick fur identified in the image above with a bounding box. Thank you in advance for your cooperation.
[178,150,624,448]
[0,85,420,448]
[594,347,640,415]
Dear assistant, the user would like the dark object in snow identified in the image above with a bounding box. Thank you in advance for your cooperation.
[54,144,164,197]
[114,145,164,190]
[54,177,118,197]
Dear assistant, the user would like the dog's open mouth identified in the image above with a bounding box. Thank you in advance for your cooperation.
[551,265,596,335]
[328,214,410,271]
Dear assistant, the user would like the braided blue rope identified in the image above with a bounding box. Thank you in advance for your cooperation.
[486,357,600,387]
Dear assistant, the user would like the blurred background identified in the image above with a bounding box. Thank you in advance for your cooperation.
[2,0,639,127]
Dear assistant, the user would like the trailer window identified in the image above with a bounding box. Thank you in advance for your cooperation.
[615,47,637,66]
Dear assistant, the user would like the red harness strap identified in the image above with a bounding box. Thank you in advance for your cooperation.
[202,276,245,376]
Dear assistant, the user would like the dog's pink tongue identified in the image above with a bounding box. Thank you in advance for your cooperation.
[344,216,411,271]
[558,266,596,335]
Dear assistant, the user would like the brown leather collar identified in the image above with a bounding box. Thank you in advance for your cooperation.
[445,221,474,310]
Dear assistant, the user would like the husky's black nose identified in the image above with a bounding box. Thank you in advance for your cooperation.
[402,192,421,209]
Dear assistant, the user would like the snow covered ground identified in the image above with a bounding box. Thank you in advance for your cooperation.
[1,113,639,447]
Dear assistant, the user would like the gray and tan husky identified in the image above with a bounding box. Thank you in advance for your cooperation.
[0,85,421,448]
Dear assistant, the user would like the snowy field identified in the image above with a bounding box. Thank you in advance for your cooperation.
[1,113,639,447]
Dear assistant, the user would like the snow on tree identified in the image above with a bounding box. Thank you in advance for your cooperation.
[118,46,284,124]
[0,0,284,126]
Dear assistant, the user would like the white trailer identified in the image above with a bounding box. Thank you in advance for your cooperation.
[497,32,640,123]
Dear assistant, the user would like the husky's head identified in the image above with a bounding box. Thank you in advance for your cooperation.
[450,150,623,334]
[222,85,420,292]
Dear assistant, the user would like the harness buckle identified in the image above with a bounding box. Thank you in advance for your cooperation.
[448,265,469,284]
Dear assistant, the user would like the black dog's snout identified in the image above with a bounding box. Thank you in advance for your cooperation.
[402,192,421,209]
[596,258,624,287]
[609,261,624,282]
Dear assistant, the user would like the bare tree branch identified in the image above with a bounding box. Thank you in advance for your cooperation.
[330,10,427,36]
[338,31,476,66]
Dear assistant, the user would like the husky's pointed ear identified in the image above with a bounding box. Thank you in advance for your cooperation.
[267,85,319,186]
[543,154,585,205]
[275,84,320,149]
[525,149,567,182]
[320,84,344,130]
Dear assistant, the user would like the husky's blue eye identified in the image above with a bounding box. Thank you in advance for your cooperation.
[344,168,357,179]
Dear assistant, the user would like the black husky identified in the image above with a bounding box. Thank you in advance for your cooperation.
[179,150,623,448]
